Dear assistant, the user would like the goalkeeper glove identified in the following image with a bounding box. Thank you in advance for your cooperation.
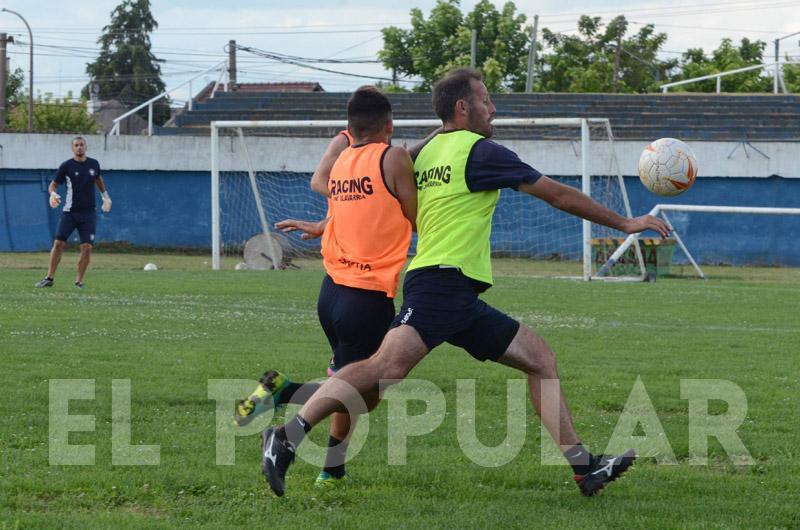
[49,191,61,208]
[101,191,112,213]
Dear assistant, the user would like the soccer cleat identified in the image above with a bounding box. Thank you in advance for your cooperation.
[234,370,292,427]
[575,449,636,497]
[314,471,351,489]
[261,427,296,497]
[74,281,84,289]
[35,277,54,288]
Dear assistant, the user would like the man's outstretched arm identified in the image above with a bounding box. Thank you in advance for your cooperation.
[520,176,670,237]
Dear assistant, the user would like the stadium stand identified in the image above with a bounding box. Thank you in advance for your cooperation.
[158,85,800,141]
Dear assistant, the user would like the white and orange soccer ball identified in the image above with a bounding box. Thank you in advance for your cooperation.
[638,138,698,196]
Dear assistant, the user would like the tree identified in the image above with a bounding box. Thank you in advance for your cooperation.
[379,0,531,91]
[6,67,25,110]
[7,92,98,133]
[673,38,771,92]
[83,0,169,125]
[783,55,800,93]
[537,15,675,93]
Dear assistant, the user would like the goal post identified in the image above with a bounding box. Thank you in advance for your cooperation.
[210,118,645,280]
[596,204,800,279]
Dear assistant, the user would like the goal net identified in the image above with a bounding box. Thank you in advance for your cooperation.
[210,118,645,280]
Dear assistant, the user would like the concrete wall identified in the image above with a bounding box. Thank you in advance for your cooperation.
[2,132,799,177]
[2,133,799,265]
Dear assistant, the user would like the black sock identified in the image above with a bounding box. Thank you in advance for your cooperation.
[323,435,348,479]
[274,382,321,406]
[564,443,594,476]
[282,414,312,447]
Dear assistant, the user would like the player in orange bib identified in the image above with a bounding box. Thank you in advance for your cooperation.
[234,86,417,490]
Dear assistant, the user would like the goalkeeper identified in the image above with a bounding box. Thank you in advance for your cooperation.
[262,68,671,498]
[234,86,417,488]
[36,136,112,289]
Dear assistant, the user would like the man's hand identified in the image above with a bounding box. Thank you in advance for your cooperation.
[49,192,61,209]
[101,191,112,213]
[621,215,670,238]
[275,218,326,240]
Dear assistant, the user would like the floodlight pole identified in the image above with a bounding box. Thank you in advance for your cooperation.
[1,8,33,131]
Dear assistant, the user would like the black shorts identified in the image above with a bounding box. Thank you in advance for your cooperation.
[317,275,395,372]
[55,211,96,245]
[391,268,520,362]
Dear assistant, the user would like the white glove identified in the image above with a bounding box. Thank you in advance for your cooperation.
[49,191,61,209]
[101,191,112,213]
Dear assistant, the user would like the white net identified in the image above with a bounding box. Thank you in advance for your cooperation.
[219,169,327,266]
[213,119,642,278]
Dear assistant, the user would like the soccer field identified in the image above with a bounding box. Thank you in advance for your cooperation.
[1,253,799,529]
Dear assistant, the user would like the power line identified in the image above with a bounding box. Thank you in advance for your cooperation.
[235,44,420,84]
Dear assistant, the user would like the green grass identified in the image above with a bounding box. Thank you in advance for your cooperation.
[1,253,799,529]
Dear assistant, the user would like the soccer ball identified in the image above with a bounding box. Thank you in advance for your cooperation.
[143,263,158,271]
[638,138,698,196]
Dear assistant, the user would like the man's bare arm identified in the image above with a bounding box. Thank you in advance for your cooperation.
[520,176,670,237]
[310,134,349,197]
[382,146,417,231]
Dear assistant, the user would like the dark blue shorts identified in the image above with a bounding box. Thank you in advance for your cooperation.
[391,268,520,362]
[317,275,395,372]
[55,210,96,245]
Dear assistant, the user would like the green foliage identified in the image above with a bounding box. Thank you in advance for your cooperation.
[83,0,169,125]
[673,38,771,92]
[374,81,410,93]
[783,57,800,93]
[379,0,531,91]
[5,67,25,109]
[538,15,675,93]
[6,92,98,133]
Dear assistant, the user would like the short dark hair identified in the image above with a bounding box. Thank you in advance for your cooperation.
[72,136,86,145]
[347,86,392,138]
[432,68,483,122]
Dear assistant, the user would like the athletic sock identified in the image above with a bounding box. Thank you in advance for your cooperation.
[282,414,312,447]
[275,382,321,406]
[323,435,348,479]
[564,443,593,476]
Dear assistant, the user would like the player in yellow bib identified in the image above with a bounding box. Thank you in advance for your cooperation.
[262,69,671,498]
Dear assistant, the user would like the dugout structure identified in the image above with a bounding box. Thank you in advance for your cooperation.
[210,118,646,281]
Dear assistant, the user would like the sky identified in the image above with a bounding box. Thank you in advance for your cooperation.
[0,0,798,107]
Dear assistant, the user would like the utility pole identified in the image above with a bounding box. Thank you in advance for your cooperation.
[525,14,539,92]
[612,27,622,94]
[0,33,7,129]
[1,9,32,131]
[228,39,237,89]
[470,29,477,69]
[774,38,779,94]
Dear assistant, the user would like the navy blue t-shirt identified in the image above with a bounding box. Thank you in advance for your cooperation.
[465,139,542,192]
[54,157,101,212]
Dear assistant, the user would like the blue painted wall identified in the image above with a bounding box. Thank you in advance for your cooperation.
[2,169,799,266]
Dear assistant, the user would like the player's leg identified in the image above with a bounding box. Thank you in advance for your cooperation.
[74,212,96,287]
[497,323,636,496]
[496,324,580,447]
[75,243,92,287]
[37,214,73,287]
[261,325,427,496]
[262,268,458,496]
[316,278,396,486]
